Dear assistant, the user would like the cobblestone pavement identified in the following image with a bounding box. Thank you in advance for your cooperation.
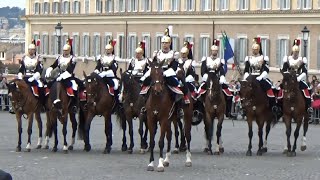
[0,112,320,180]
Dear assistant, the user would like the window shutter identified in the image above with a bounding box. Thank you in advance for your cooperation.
[256,0,261,9]
[247,0,250,10]
[266,38,270,60]
[244,38,248,60]
[216,0,220,10]
[236,0,240,10]
[317,39,320,68]
[276,39,280,67]
[199,37,203,60]
[267,0,271,9]
[297,0,301,9]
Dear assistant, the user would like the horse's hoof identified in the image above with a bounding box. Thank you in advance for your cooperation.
[179,146,187,152]
[185,161,192,167]
[68,146,73,151]
[256,150,263,156]
[219,147,224,153]
[301,145,307,151]
[172,149,179,154]
[140,149,146,154]
[84,144,91,152]
[127,149,133,154]
[283,149,288,154]
[63,150,68,154]
[25,149,31,152]
[163,161,169,167]
[246,150,252,156]
[16,147,21,152]
[141,144,148,150]
[291,151,296,157]
[157,166,164,172]
[147,166,154,171]
[213,151,220,155]
[44,145,49,149]
[52,147,58,152]
[286,151,292,157]
[103,148,111,154]
[203,148,209,153]
[207,150,213,155]
[261,147,268,153]
[36,145,42,149]
[121,145,128,152]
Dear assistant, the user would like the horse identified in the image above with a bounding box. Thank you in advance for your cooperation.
[146,60,192,172]
[78,72,123,154]
[120,70,148,153]
[240,75,276,156]
[203,71,226,155]
[45,81,78,153]
[281,70,308,156]
[7,79,43,152]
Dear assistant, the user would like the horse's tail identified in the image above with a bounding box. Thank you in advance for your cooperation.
[45,112,54,138]
[115,106,126,130]
[77,103,86,140]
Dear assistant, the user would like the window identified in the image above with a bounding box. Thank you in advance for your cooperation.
[72,35,80,56]
[171,36,180,51]
[216,0,229,10]
[186,0,195,11]
[128,0,138,12]
[93,35,101,57]
[42,34,49,55]
[276,38,289,67]
[128,34,137,58]
[73,1,80,14]
[298,0,312,9]
[96,0,102,13]
[119,0,125,12]
[199,36,210,58]
[184,36,194,55]
[53,2,60,14]
[51,35,58,55]
[200,0,212,11]
[171,0,180,11]
[43,2,50,14]
[237,0,249,10]
[157,0,164,11]
[142,0,151,11]
[33,34,40,52]
[0,52,5,61]
[34,2,40,15]
[83,35,90,56]
[104,34,112,47]
[317,38,320,68]
[63,1,70,14]
[257,0,271,10]
[155,34,163,51]
[278,0,290,10]
[117,34,125,58]
[236,37,247,63]
[106,0,113,12]
[85,0,90,14]
[62,35,68,50]
[260,37,270,57]
[142,35,151,57]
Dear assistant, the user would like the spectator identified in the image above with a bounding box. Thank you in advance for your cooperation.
[311,75,318,86]
[0,74,9,111]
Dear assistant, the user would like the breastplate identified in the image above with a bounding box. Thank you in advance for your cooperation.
[288,56,302,71]
[249,56,263,74]
[206,57,221,71]
[59,56,71,71]
[157,50,174,68]
[183,59,193,74]
[24,55,38,72]
[133,58,147,71]
[101,55,114,68]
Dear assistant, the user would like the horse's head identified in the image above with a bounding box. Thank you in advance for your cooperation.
[206,71,221,97]
[281,69,298,97]
[239,75,257,99]
[83,71,101,105]
[150,60,164,96]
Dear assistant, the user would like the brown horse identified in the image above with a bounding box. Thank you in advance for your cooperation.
[7,79,43,152]
[146,60,192,172]
[203,71,225,155]
[78,72,122,154]
[120,70,148,153]
[281,70,308,156]
[45,81,78,153]
[240,75,276,156]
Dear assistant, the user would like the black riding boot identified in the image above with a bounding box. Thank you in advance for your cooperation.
[71,92,78,113]
[305,97,313,114]
[225,96,236,119]
[269,97,278,115]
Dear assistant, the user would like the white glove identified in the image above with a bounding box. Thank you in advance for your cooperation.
[28,77,35,82]
[56,76,62,81]
[256,76,262,81]
[202,74,208,82]
[45,67,53,78]
[132,70,138,75]
[219,76,226,84]
[33,72,41,81]
[243,72,249,80]
[297,73,306,82]
[17,72,23,79]
[94,69,99,74]
[152,51,157,58]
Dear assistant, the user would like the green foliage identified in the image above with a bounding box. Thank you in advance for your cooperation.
[0,6,25,28]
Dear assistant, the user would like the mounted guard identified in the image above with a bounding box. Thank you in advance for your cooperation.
[197,39,235,118]
[93,38,120,100]
[140,27,190,104]
[279,39,313,114]
[45,37,78,112]
[243,37,279,114]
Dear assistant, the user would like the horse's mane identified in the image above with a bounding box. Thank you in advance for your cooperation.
[121,71,139,102]
[206,71,220,90]
[246,75,260,89]
[11,79,29,90]
[86,72,103,83]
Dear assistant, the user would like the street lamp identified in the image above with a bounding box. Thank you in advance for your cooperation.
[55,22,63,54]
[301,26,310,58]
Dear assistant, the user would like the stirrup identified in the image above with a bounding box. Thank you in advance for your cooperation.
[178,108,184,118]
[9,107,15,114]
[272,106,278,114]
[307,107,313,114]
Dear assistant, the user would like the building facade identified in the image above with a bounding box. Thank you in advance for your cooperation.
[24,0,320,80]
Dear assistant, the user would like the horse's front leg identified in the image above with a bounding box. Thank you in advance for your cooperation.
[62,114,69,154]
[178,118,186,152]
[204,112,213,155]
[147,119,156,171]
[26,113,34,152]
[121,115,127,152]
[44,111,51,149]
[262,120,271,153]
[68,112,77,151]
[52,114,58,152]
[157,119,168,172]
[246,115,253,156]
[83,113,94,152]
[128,118,134,154]
[214,114,224,155]
[256,119,264,156]
[283,115,292,156]
[35,112,43,149]
[103,113,113,154]
[16,113,22,152]
[163,119,172,168]
[172,119,180,154]
[138,113,147,153]
[301,114,309,151]
[291,117,302,157]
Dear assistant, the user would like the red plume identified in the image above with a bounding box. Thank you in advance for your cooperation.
[112,40,116,47]
[139,41,145,50]
[295,39,300,46]
[255,37,261,44]
[187,43,193,49]
[215,39,220,46]
[36,39,41,46]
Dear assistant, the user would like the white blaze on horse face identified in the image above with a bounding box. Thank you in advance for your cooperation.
[158,158,164,168]
[26,143,31,149]
[164,152,171,164]
[209,81,213,96]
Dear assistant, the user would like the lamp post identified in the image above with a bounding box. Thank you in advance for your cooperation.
[301,26,310,82]
[55,22,63,54]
